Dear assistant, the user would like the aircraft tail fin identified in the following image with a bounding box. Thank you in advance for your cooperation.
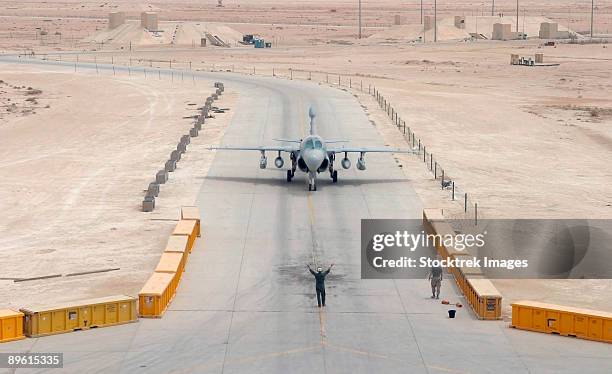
[308,106,316,135]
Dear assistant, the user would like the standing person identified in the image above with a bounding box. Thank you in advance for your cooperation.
[428,260,443,299]
[307,263,334,308]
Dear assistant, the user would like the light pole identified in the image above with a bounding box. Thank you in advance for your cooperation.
[421,0,423,24]
[492,0,495,16]
[358,0,362,39]
[434,0,437,42]
[516,0,519,34]
[591,0,595,38]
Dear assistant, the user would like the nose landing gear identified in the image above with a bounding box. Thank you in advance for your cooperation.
[308,173,317,191]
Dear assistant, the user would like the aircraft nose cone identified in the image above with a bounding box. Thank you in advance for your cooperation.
[305,149,325,172]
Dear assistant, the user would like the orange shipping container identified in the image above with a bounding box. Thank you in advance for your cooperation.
[172,220,198,252]
[139,272,176,318]
[512,300,612,343]
[20,296,137,338]
[181,206,201,237]
[0,309,25,343]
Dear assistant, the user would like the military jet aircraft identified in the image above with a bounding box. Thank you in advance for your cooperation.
[210,107,415,191]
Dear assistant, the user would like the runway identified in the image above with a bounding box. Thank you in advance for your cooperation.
[1,58,611,373]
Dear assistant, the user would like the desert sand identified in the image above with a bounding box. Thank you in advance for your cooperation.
[0,64,236,308]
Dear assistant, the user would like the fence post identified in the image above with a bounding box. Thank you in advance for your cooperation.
[464,193,468,212]
[434,162,437,178]
[349,77,351,88]
[338,75,341,85]
[430,154,433,170]
[423,146,426,162]
[452,182,455,200]
[475,203,478,226]
[273,67,275,76]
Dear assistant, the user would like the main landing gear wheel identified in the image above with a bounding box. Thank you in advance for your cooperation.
[308,182,317,191]
[331,170,338,183]
[286,170,293,182]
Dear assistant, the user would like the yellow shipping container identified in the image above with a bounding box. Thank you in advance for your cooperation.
[139,272,175,318]
[181,206,201,238]
[20,295,137,338]
[0,309,25,343]
[467,278,502,320]
[172,219,198,252]
[165,235,190,262]
[155,252,184,275]
[154,252,184,294]
[512,300,612,344]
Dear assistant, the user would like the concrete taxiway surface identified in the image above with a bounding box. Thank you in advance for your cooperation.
[1,59,611,373]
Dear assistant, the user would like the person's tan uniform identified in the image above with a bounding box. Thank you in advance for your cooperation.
[429,265,443,299]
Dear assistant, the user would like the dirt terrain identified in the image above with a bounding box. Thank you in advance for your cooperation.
[1,0,611,313]
[0,65,236,308]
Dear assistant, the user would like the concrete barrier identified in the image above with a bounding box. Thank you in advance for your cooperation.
[142,196,155,212]
[165,159,177,172]
[177,143,187,154]
[156,170,168,184]
[170,150,181,162]
[180,135,190,145]
[194,122,202,131]
[212,93,218,100]
[20,295,137,337]
[147,182,160,197]
[190,128,199,137]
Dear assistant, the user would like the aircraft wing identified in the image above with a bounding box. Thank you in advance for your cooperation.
[328,146,417,154]
[210,145,299,153]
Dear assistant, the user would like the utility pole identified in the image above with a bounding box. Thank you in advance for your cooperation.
[434,0,437,42]
[358,0,362,39]
[421,0,423,24]
[516,0,519,34]
[492,0,495,16]
[591,0,595,38]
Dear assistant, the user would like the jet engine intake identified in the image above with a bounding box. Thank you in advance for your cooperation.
[274,156,284,168]
[357,157,366,171]
[341,157,351,169]
[297,157,308,172]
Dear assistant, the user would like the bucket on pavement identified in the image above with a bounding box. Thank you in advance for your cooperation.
[448,309,456,318]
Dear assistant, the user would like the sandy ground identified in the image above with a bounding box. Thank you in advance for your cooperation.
[0,64,236,308]
[0,0,610,51]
